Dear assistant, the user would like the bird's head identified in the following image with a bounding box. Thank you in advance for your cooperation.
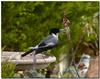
[49,28,60,35]
[50,28,66,35]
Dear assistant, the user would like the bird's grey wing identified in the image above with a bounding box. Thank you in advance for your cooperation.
[38,35,58,47]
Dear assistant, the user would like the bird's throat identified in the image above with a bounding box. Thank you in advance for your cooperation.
[52,33,58,38]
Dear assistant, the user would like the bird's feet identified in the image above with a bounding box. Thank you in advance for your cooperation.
[20,56,23,60]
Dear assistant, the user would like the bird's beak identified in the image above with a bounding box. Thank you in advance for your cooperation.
[60,29,66,33]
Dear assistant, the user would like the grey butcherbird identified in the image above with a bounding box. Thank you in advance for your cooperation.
[21,28,65,57]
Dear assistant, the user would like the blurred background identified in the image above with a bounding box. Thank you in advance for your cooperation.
[1,1,99,78]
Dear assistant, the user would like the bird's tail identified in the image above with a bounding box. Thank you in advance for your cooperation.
[21,48,36,57]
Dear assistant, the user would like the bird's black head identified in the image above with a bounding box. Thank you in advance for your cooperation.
[49,28,60,35]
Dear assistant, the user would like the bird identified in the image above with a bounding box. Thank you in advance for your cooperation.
[21,28,62,57]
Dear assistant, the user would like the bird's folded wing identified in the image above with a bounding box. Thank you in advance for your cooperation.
[38,35,57,47]
[38,35,53,45]
[38,43,55,49]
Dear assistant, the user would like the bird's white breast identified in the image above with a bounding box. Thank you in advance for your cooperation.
[52,33,58,40]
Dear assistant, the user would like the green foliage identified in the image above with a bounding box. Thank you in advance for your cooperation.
[1,61,16,78]
[1,2,99,78]
[51,73,73,78]
[2,2,99,62]
[2,2,99,51]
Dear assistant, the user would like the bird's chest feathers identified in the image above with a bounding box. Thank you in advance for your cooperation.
[52,33,58,40]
